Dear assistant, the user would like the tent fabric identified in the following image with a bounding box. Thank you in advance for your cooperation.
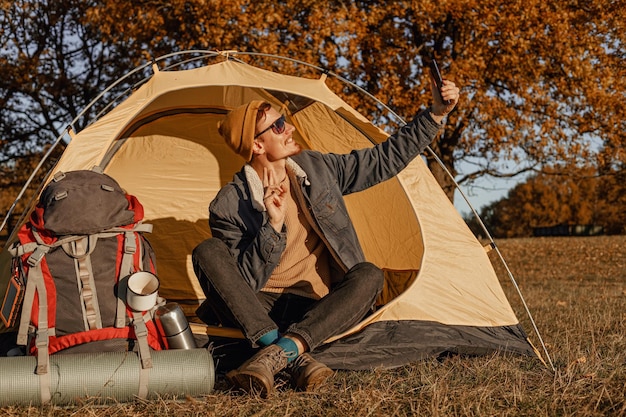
[311,321,533,370]
[0,57,536,367]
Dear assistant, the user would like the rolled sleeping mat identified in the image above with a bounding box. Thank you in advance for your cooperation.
[0,348,214,406]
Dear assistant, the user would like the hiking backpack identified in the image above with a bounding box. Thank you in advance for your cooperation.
[6,168,165,386]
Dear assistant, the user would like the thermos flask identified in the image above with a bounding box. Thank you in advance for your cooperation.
[154,303,197,350]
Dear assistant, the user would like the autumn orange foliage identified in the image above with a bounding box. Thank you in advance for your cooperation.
[1,1,625,228]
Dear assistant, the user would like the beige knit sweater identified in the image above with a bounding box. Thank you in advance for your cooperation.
[262,174,332,300]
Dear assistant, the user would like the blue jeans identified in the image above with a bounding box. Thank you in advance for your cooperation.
[192,238,384,351]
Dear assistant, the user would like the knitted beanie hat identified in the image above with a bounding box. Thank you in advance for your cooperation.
[217,100,265,162]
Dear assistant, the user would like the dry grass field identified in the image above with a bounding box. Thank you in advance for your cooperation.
[1,235,624,416]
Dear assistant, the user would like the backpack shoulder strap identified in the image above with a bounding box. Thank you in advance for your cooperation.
[105,223,152,329]
[131,311,153,399]
[62,235,103,330]
[12,237,53,403]
[12,238,52,347]
[30,264,52,403]
[10,230,79,346]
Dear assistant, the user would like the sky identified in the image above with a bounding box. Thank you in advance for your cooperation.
[454,174,521,217]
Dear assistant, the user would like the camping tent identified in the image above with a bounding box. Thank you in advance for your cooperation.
[0,52,540,369]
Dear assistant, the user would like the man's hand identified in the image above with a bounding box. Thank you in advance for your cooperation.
[263,167,288,232]
[430,78,460,123]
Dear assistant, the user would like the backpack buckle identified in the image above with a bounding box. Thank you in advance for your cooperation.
[124,233,137,254]
[27,246,50,267]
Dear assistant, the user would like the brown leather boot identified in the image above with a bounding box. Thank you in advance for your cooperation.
[226,344,289,397]
[287,353,334,391]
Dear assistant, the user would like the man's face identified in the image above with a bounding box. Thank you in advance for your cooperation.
[255,107,301,161]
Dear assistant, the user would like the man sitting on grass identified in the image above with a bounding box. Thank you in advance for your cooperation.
[193,77,460,397]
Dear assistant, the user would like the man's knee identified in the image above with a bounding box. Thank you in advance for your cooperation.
[192,237,237,273]
[347,262,384,294]
[192,237,229,263]
[192,238,232,296]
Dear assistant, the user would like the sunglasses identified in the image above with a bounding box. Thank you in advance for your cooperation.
[255,115,286,138]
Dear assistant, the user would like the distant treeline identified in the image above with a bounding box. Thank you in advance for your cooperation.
[532,224,604,237]
[464,167,626,238]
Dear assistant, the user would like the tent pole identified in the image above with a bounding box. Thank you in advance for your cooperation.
[0,128,70,237]
[1,61,157,239]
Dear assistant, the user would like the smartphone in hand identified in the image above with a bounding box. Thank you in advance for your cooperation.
[429,59,452,105]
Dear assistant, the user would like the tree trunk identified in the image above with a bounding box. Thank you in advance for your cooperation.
[427,158,457,204]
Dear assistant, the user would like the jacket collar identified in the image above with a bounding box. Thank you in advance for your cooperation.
[244,158,310,212]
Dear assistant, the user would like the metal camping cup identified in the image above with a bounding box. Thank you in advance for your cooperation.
[154,303,197,350]
[126,271,160,312]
